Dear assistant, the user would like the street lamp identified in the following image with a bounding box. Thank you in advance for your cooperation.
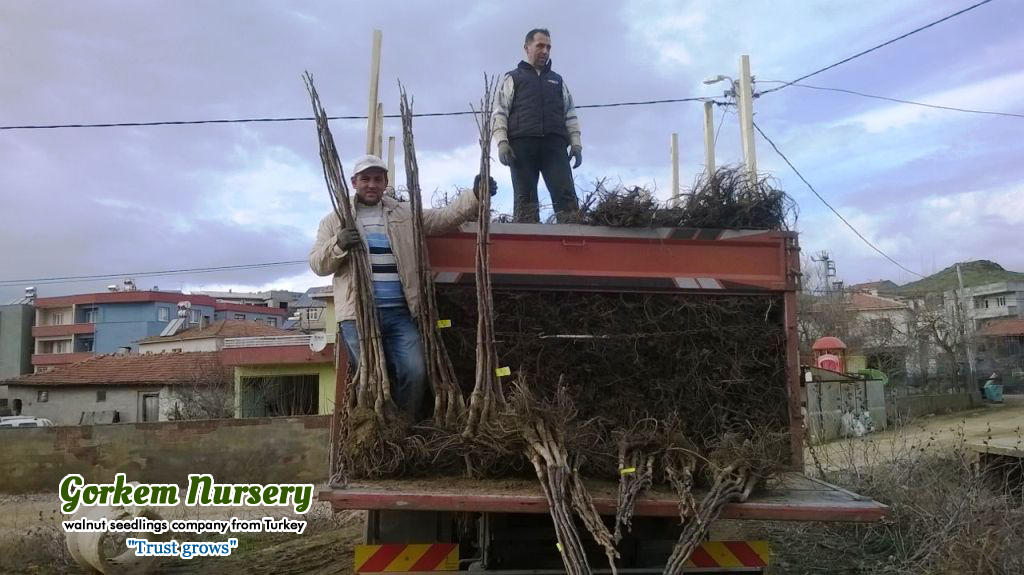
[703,75,737,98]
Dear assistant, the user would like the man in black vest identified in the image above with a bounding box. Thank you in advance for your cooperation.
[493,28,582,223]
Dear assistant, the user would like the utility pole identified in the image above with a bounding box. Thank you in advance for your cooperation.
[670,133,680,207]
[811,251,836,295]
[956,263,978,394]
[737,55,757,184]
[703,101,716,175]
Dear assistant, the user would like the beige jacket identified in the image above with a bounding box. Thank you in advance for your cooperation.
[309,191,479,321]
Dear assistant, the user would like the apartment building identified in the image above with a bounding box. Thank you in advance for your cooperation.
[31,290,288,371]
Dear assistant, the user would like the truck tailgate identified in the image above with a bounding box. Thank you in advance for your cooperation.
[320,471,886,522]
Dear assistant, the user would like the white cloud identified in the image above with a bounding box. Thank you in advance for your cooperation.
[920,183,1024,227]
[620,0,919,81]
[194,143,324,234]
[842,70,1024,133]
[797,181,1024,285]
[186,268,326,295]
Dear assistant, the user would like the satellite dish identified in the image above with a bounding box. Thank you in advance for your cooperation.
[309,332,328,352]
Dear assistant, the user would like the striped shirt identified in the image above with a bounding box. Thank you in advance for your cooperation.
[356,203,406,308]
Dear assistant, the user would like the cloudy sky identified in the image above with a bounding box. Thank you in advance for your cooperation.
[2,0,1021,302]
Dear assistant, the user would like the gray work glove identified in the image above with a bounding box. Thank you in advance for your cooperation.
[569,145,583,169]
[498,141,516,166]
[473,174,498,198]
[335,228,360,251]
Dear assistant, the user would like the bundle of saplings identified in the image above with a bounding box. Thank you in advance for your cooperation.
[559,166,796,230]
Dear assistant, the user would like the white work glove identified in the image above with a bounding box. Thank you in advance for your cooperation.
[569,145,583,169]
[498,141,516,166]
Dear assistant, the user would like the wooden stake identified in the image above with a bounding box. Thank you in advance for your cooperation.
[703,101,716,175]
[670,133,679,207]
[365,29,382,154]
[375,102,384,157]
[386,136,396,186]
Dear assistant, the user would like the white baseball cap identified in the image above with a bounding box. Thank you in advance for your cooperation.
[351,154,389,176]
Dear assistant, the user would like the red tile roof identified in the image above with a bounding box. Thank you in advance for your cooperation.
[977,318,1024,337]
[846,292,907,311]
[137,319,293,344]
[1,352,231,387]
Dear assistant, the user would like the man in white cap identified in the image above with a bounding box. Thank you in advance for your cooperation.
[309,155,496,420]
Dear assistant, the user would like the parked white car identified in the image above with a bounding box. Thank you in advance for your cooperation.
[0,416,55,428]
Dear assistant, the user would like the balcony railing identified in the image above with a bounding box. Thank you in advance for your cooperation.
[223,334,334,349]
[32,323,95,337]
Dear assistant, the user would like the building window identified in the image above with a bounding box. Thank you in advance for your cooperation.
[996,296,1007,307]
[37,391,49,402]
[983,299,990,309]
[869,318,893,339]
[50,312,65,325]
[157,307,169,322]
[80,338,94,352]
[253,318,263,324]
[172,348,183,353]
[83,308,98,323]
[45,340,71,354]
[96,390,106,402]
[267,317,277,327]
[307,308,322,321]
[234,313,245,320]
[189,309,200,324]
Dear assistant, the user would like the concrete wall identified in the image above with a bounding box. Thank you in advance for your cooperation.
[213,310,284,326]
[139,339,219,353]
[805,379,888,444]
[890,392,976,422]
[0,415,330,493]
[0,304,34,379]
[7,385,164,425]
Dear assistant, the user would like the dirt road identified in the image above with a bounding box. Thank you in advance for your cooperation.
[809,394,1024,471]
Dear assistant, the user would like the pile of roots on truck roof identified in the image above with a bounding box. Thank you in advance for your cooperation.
[306,76,793,574]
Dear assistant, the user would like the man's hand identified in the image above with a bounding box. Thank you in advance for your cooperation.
[498,141,516,166]
[473,175,498,198]
[569,145,583,169]
[335,228,360,251]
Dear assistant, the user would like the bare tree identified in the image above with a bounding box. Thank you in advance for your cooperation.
[168,354,235,420]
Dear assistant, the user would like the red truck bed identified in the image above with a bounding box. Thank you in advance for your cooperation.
[326,224,886,524]
[320,472,886,522]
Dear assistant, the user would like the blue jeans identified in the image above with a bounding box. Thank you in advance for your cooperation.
[339,306,427,420]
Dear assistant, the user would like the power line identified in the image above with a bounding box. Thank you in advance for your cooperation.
[759,80,1024,119]
[714,104,729,146]
[759,0,997,96]
[0,96,713,131]
[0,260,307,287]
[752,121,925,279]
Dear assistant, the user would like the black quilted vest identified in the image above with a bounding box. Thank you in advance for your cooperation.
[507,60,569,141]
